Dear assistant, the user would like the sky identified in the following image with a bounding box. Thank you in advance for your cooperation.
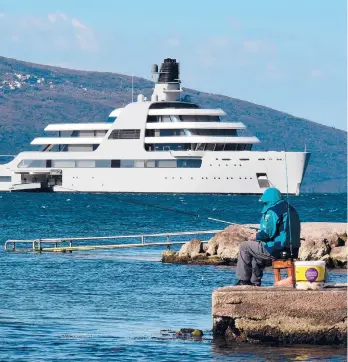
[0,0,346,130]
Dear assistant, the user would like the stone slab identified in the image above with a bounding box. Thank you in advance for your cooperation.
[212,286,347,345]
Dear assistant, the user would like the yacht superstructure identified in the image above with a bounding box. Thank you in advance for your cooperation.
[0,58,310,194]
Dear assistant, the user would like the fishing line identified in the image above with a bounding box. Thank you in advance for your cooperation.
[110,194,259,230]
[47,186,259,230]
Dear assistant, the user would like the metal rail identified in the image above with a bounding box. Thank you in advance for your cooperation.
[4,229,222,253]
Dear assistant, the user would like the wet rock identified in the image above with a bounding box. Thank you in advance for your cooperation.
[161,250,177,263]
[330,246,347,268]
[176,328,204,338]
[162,250,226,265]
[178,238,203,258]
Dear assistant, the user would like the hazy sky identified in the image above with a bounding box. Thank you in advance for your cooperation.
[0,0,346,130]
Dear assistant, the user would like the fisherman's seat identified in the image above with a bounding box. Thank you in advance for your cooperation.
[272,249,298,286]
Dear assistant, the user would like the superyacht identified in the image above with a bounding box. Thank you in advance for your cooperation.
[0,58,310,194]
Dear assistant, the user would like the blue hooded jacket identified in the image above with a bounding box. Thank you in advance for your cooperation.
[256,188,301,254]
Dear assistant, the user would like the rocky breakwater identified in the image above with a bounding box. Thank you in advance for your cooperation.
[161,223,347,268]
[212,285,347,345]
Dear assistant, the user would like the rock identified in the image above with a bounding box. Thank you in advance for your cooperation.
[161,223,347,268]
[301,223,347,249]
[178,238,203,258]
[161,250,178,263]
[162,250,227,265]
[206,237,219,256]
[320,254,334,268]
[298,239,330,261]
[335,234,347,247]
[206,225,256,262]
[330,246,348,268]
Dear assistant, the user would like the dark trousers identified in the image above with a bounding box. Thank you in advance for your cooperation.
[236,240,274,285]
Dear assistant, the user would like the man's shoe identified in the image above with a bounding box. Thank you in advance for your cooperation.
[252,282,261,287]
[234,280,252,286]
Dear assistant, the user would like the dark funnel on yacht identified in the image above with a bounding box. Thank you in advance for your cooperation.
[158,58,179,83]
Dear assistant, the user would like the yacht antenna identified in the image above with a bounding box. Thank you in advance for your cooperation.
[284,144,294,260]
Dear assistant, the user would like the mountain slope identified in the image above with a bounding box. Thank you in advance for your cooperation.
[0,56,346,192]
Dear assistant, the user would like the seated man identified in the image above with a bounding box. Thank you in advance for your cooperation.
[235,187,301,286]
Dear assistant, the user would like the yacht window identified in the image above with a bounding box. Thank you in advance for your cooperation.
[146,143,191,151]
[0,176,11,182]
[16,159,203,169]
[52,160,75,168]
[224,144,237,151]
[215,144,224,151]
[177,159,201,168]
[160,129,181,136]
[107,116,117,123]
[120,160,135,168]
[190,129,236,136]
[157,160,177,168]
[18,160,49,168]
[109,129,140,139]
[257,173,270,188]
[78,131,94,137]
[147,116,157,123]
[179,115,220,122]
[95,130,107,137]
[206,144,215,151]
[195,143,206,151]
[111,160,121,168]
[134,160,145,168]
[149,102,199,109]
[76,160,96,168]
[66,145,95,152]
[60,131,73,137]
[145,160,156,168]
[96,160,111,167]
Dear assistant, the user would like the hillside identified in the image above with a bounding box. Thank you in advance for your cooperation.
[0,56,346,192]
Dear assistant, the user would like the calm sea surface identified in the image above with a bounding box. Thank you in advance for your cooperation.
[0,193,347,361]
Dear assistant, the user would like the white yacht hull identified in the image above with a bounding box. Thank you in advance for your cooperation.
[0,151,310,195]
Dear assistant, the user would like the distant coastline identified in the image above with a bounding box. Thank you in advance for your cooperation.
[0,55,346,193]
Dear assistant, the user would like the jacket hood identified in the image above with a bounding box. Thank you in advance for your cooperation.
[260,187,284,212]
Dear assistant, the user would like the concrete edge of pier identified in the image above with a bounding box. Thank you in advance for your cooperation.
[212,285,347,345]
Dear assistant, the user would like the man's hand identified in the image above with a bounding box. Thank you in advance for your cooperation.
[249,231,258,242]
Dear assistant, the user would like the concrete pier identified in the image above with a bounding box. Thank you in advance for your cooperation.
[212,286,347,345]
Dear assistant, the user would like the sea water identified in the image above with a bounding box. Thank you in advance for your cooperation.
[0,193,347,361]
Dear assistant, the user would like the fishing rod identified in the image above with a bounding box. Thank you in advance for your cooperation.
[111,195,259,231]
[58,186,259,230]
[284,144,294,260]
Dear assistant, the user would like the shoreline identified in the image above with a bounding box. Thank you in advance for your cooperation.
[162,222,347,268]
